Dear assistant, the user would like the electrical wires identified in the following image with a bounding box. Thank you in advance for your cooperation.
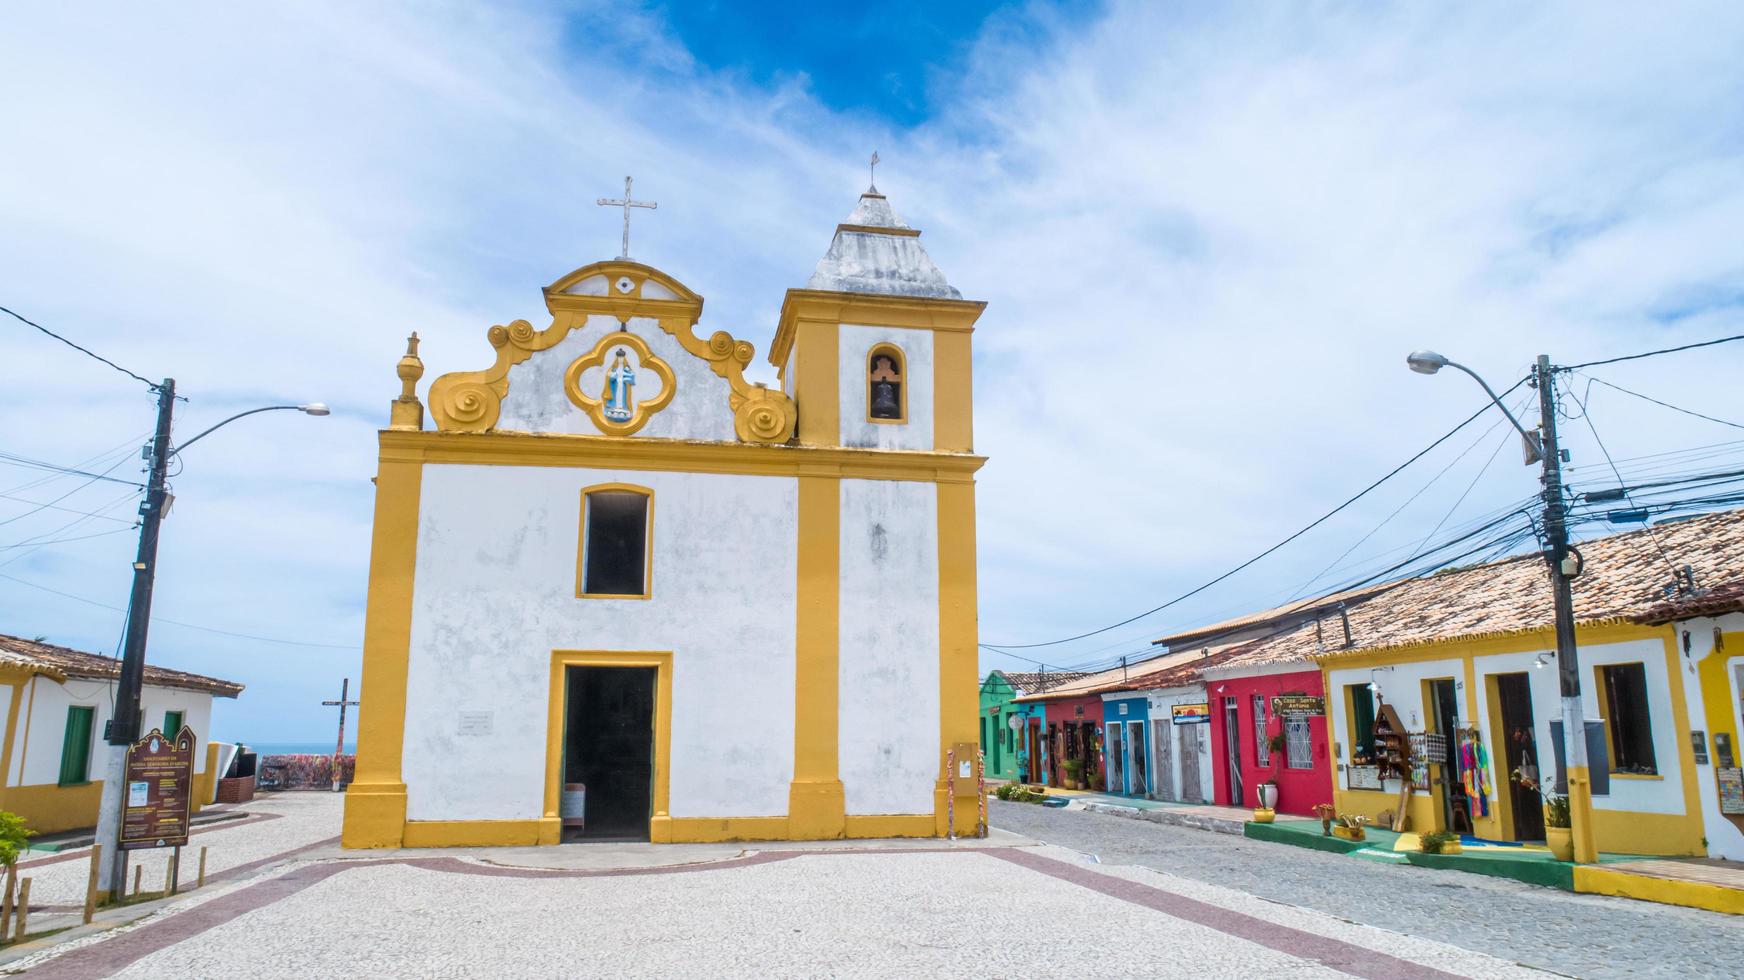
[979,376,1528,650]
[0,303,157,388]
[1560,333,1744,371]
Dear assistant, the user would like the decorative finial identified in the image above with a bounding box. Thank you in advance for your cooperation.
[391,331,425,430]
[868,151,880,194]
[597,176,658,260]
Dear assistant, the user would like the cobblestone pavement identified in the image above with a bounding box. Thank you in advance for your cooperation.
[14,843,1542,979]
[16,792,340,908]
[990,800,1738,979]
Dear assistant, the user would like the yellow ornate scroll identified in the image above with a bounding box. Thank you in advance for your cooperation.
[425,260,795,444]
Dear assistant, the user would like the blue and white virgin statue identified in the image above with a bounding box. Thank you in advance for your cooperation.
[603,349,635,422]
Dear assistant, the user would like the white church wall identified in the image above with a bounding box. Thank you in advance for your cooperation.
[837,324,934,451]
[838,478,940,815]
[497,315,738,441]
[402,463,799,823]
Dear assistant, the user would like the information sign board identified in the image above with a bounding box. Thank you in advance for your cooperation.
[1171,703,1210,725]
[120,725,195,850]
[1271,695,1325,717]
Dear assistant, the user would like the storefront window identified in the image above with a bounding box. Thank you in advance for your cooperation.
[1253,695,1270,768]
[1598,662,1657,775]
[1348,683,1376,762]
[1285,716,1313,769]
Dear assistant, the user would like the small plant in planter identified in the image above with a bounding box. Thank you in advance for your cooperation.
[1061,758,1084,790]
[1419,830,1461,855]
[1514,765,1576,861]
[1312,803,1336,836]
[1332,813,1368,841]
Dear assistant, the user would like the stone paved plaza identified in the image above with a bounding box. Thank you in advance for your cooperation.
[990,800,1740,978]
[0,794,1733,978]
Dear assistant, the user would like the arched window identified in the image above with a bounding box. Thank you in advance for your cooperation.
[577,484,653,598]
[867,344,906,423]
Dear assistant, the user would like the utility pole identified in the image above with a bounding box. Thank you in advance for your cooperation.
[1533,355,1598,863]
[93,378,176,900]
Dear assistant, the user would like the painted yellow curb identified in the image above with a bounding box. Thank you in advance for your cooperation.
[1574,866,1744,916]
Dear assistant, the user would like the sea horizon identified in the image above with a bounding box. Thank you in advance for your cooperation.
[241,741,358,756]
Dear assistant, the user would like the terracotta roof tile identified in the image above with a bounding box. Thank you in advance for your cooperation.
[995,670,1092,694]
[0,633,244,697]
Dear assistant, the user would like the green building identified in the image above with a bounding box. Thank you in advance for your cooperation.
[977,670,1089,782]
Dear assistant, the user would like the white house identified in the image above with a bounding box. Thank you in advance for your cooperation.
[0,634,242,833]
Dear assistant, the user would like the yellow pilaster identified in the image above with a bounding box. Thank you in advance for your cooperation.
[932,331,973,452]
[935,478,980,836]
[341,449,423,848]
[793,319,839,447]
[788,472,845,839]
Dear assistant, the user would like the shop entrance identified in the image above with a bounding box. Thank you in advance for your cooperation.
[1179,721,1203,803]
[562,665,656,842]
[1153,722,1174,800]
[1128,720,1147,797]
[1223,698,1243,807]
[1496,672,1545,841]
[1429,678,1472,834]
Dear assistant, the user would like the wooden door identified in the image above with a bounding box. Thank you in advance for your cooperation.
[1154,722,1174,800]
[1180,723,1203,802]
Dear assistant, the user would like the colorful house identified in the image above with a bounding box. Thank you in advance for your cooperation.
[1145,682,1215,803]
[978,671,1086,783]
[1101,692,1151,796]
[1639,581,1744,859]
[1201,649,1332,816]
[1289,510,1743,857]
[0,634,242,833]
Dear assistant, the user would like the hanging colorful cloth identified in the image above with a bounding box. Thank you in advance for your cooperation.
[1473,735,1492,818]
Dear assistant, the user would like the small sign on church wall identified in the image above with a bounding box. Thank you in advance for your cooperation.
[457,711,494,737]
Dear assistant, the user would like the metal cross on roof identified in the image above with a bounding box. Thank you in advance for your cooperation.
[868,151,880,194]
[597,175,657,260]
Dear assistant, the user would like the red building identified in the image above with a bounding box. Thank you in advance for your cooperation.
[1009,690,1105,790]
[1203,653,1332,816]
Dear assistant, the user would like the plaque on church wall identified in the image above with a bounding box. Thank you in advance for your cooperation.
[457,711,494,737]
[1718,768,1744,815]
[120,726,194,850]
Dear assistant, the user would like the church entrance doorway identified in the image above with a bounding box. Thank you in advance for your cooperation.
[562,665,656,842]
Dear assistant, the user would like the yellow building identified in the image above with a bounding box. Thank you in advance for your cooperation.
[343,182,987,848]
[0,634,240,834]
[1221,510,1743,858]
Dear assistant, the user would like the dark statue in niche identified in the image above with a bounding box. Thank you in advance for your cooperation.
[869,349,903,420]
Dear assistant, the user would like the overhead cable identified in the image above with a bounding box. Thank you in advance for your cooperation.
[0,303,157,388]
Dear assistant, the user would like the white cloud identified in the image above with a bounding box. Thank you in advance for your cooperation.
[3,1,1742,734]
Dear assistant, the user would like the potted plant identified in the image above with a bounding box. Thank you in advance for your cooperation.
[1062,758,1084,790]
[1513,765,1575,861]
[1332,814,1368,841]
[1251,806,1276,823]
[1542,794,1573,861]
[1313,803,1336,836]
[1419,830,1462,855]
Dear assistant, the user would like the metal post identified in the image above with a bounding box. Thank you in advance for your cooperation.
[946,747,956,841]
[95,378,176,898]
[1535,355,1598,863]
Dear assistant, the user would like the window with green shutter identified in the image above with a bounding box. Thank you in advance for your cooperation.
[58,706,95,786]
[163,710,185,736]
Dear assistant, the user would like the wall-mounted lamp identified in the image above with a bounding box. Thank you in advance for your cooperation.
[1533,652,1553,670]
[1367,665,1395,694]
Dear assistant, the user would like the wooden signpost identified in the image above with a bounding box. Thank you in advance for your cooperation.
[120,725,194,897]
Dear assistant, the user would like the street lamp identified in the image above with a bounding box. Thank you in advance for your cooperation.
[1406,350,1599,864]
[94,386,329,900]
[1405,351,1542,462]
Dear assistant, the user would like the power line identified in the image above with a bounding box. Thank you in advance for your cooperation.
[0,491,137,526]
[980,376,1528,649]
[0,571,360,650]
[1581,375,1744,431]
[1562,382,1684,582]
[1561,333,1744,371]
[0,450,146,489]
[0,303,157,388]
[0,454,135,528]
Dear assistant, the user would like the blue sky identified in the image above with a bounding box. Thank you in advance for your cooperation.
[3,1,1744,742]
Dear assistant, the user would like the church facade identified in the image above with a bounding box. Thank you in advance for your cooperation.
[342,184,986,847]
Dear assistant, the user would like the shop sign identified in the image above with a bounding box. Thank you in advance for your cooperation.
[1691,730,1708,765]
[1347,765,1382,790]
[1719,768,1744,816]
[121,725,195,850]
[1271,695,1325,717]
[1171,702,1210,725]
